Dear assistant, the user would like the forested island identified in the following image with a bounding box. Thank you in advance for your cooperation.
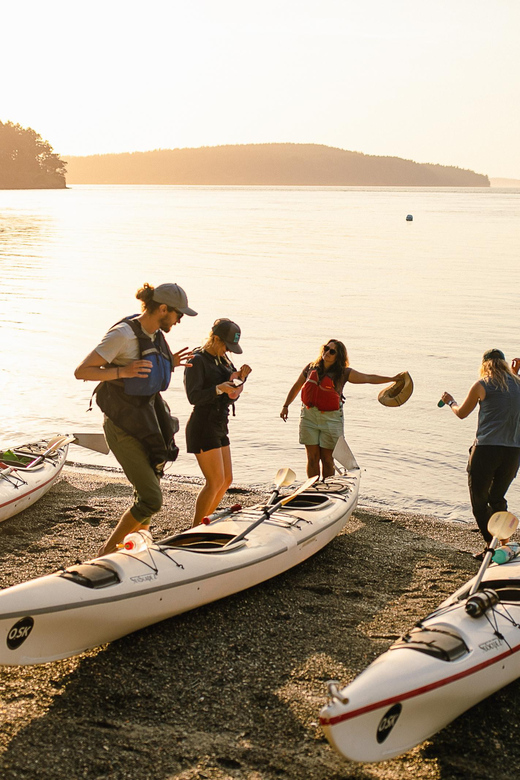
[0,121,66,189]
[65,143,489,187]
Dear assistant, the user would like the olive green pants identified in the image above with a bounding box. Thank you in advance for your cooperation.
[103,418,163,523]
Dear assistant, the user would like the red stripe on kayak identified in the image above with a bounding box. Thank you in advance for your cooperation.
[0,463,64,511]
[320,641,520,726]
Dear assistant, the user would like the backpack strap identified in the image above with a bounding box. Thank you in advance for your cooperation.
[123,317,173,366]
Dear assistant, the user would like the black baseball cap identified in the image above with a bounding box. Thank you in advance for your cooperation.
[212,318,243,354]
[483,348,505,362]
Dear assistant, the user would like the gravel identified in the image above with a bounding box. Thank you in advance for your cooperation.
[1,466,520,780]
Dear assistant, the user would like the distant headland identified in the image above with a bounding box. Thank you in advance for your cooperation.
[490,177,520,188]
[65,143,490,187]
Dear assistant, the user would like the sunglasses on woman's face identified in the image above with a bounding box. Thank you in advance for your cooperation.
[323,345,337,355]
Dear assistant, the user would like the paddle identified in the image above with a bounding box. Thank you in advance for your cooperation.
[468,511,519,596]
[201,503,242,525]
[0,435,76,479]
[26,435,76,467]
[224,474,319,547]
[199,469,294,527]
[72,432,110,455]
[1,432,109,471]
[265,467,297,506]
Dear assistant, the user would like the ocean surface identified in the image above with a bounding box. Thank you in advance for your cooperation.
[1,184,519,524]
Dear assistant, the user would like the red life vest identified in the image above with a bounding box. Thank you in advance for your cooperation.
[301,369,341,411]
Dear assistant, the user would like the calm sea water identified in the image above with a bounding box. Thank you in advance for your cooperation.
[1,185,520,524]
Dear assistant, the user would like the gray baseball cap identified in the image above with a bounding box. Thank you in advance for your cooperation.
[212,318,243,354]
[153,283,197,316]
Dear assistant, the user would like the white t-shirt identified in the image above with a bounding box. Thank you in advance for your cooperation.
[95,322,157,366]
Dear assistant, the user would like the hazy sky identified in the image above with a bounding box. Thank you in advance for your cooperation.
[3,0,519,177]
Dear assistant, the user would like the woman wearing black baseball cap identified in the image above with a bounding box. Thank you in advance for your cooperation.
[184,319,252,526]
[441,349,520,556]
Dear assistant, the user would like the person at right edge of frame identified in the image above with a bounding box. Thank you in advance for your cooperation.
[74,282,197,556]
[441,348,520,560]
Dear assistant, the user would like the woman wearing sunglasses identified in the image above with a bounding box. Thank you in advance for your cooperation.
[280,340,399,480]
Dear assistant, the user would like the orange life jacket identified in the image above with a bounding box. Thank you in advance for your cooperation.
[301,369,341,412]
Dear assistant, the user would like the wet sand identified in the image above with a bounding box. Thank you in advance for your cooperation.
[1,467,520,780]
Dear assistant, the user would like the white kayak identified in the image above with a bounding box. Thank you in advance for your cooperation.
[320,514,520,763]
[0,436,73,523]
[0,455,360,666]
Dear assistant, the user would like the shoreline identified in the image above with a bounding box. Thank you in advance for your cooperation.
[1,467,520,779]
[64,459,475,529]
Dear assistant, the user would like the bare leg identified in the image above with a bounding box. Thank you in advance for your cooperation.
[320,447,335,478]
[98,508,150,557]
[305,444,321,478]
[193,447,232,526]
[211,446,233,511]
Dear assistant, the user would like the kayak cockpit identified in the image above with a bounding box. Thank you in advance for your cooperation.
[0,456,44,472]
[390,627,469,662]
[60,563,121,589]
[281,493,333,509]
[159,532,246,553]
[478,578,520,601]
[0,445,61,471]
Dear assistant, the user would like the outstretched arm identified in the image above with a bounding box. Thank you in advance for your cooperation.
[348,369,401,385]
[441,381,485,419]
[280,371,307,421]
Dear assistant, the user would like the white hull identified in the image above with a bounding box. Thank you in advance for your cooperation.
[0,438,69,523]
[320,557,520,762]
[0,470,359,666]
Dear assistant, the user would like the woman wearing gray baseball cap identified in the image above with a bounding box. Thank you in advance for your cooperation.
[441,349,520,556]
[184,318,252,526]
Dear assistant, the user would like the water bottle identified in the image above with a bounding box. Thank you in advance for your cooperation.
[492,542,520,564]
[122,529,153,553]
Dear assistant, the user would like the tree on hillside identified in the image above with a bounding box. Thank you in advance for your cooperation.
[0,121,67,189]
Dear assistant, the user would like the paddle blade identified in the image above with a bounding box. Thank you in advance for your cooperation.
[46,434,73,450]
[332,437,359,471]
[468,513,518,597]
[73,433,110,455]
[273,467,296,489]
[488,511,519,539]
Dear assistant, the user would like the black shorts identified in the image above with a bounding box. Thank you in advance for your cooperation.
[186,407,230,454]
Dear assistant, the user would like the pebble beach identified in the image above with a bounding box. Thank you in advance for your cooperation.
[1,466,520,780]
